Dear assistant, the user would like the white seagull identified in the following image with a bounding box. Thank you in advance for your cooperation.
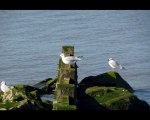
[60,53,82,65]
[0,81,10,93]
[108,58,125,71]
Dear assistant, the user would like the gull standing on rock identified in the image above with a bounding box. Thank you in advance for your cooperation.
[108,58,125,71]
[60,53,82,65]
[0,81,10,93]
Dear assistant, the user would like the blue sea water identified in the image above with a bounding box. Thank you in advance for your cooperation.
[0,10,150,104]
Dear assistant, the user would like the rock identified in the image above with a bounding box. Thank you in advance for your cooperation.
[33,78,57,94]
[78,72,150,111]
[84,86,150,110]
[79,71,134,92]
[0,84,52,110]
[42,100,53,110]
[2,88,14,102]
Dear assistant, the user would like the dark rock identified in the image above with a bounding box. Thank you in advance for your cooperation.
[33,78,57,94]
[79,71,134,92]
[78,72,150,111]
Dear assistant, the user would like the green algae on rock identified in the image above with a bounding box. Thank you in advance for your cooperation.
[0,84,52,110]
[85,86,150,110]
[80,71,134,92]
[78,72,150,111]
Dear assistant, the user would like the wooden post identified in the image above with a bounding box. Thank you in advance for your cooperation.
[53,46,77,110]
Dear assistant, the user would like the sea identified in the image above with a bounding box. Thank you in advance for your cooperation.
[0,10,150,104]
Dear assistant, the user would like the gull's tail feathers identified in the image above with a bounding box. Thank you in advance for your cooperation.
[119,65,126,70]
[75,56,83,61]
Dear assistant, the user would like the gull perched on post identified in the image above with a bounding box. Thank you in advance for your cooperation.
[0,81,10,93]
[108,58,125,71]
[60,53,82,65]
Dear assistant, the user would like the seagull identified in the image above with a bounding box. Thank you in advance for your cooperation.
[60,53,82,65]
[108,58,125,71]
[0,81,10,93]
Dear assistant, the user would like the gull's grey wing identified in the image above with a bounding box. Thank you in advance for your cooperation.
[65,56,75,61]
[65,56,81,61]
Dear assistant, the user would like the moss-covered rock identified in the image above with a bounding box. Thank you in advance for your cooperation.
[80,71,134,92]
[78,72,150,111]
[0,84,53,110]
[33,78,57,94]
[83,86,150,110]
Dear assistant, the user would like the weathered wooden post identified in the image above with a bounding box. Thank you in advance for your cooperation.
[53,46,77,110]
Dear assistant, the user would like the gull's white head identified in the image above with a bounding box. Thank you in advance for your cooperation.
[60,53,65,58]
[1,81,5,85]
[108,58,113,61]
